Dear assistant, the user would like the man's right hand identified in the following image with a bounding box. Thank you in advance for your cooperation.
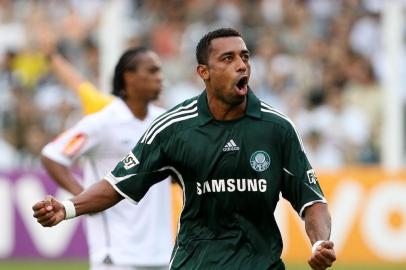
[32,195,65,227]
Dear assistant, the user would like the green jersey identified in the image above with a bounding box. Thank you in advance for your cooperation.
[105,90,326,270]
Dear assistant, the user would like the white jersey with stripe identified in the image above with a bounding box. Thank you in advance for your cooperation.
[42,98,172,266]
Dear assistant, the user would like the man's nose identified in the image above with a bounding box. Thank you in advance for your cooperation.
[236,57,247,72]
[156,72,163,82]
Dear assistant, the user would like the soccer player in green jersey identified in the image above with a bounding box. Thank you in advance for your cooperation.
[33,28,336,270]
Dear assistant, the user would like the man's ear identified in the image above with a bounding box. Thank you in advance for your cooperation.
[123,71,135,86]
[197,64,209,81]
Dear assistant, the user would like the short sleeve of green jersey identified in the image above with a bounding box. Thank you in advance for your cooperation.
[280,124,327,219]
[104,135,171,204]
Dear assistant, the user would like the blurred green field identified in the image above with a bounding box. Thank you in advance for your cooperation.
[0,261,88,270]
[287,263,406,270]
[0,261,405,270]
[0,260,89,270]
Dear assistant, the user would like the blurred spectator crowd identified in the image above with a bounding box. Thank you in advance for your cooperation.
[0,0,405,171]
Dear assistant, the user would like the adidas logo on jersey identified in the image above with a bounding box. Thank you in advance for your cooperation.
[223,139,240,152]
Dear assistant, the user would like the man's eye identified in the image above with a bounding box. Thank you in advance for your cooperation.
[149,67,160,73]
[224,56,232,62]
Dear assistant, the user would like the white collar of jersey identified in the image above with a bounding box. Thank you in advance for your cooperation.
[109,98,140,122]
[109,98,162,123]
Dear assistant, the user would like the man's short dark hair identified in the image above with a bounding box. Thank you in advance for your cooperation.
[196,28,242,65]
[112,47,149,98]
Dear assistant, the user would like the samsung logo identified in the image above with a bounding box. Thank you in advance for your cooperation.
[196,178,267,195]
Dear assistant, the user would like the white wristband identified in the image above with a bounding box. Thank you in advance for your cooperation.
[61,200,76,220]
[312,240,325,254]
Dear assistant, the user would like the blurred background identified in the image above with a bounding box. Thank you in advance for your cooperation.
[0,0,405,269]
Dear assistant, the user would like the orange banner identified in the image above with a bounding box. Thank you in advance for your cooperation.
[171,167,406,265]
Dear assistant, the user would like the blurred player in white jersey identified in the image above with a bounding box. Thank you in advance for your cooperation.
[41,47,172,270]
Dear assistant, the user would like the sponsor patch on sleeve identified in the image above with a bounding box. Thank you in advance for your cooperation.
[62,133,87,157]
[121,151,140,170]
[306,169,318,184]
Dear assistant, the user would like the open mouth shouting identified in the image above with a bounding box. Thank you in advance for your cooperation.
[234,75,249,96]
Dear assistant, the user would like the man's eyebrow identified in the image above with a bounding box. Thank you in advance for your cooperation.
[218,49,250,58]
[218,51,234,58]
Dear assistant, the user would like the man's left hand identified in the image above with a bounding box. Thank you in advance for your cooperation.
[308,240,336,270]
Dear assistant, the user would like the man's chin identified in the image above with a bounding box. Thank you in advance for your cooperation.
[228,94,246,106]
[150,91,161,101]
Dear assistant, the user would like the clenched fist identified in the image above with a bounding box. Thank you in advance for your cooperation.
[308,240,336,270]
[32,195,65,227]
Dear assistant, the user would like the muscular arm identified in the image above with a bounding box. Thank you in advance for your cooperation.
[32,180,124,227]
[304,203,331,244]
[304,203,336,270]
[41,155,83,196]
[72,179,123,216]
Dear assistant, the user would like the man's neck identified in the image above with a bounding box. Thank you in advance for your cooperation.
[207,95,247,121]
[125,98,148,120]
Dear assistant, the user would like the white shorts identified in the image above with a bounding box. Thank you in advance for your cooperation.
[90,264,169,270]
